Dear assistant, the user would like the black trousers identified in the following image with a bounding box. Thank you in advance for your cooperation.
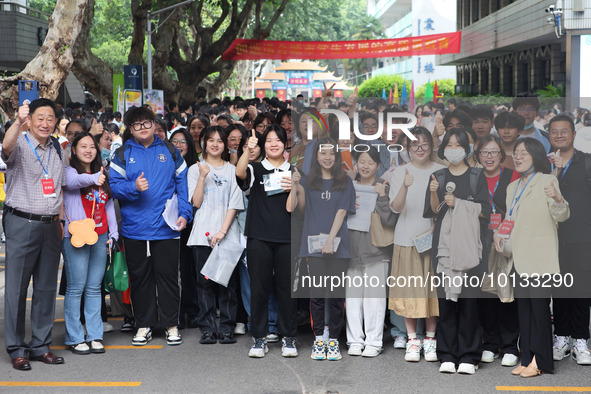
[123,238,180,328]
[179,228,199,319]
[4,212,61,359]
[437,298,481,365]
[478,298,520,356]
[516,297,554,372]
[193,246,237,334]
[307,257,347,339]
[554,241,591,340]
[247,238,297,339]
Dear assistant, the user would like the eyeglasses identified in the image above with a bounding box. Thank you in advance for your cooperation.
[130,120,153,131]
[517,107,537,113]
[513,151,530,159]
[363,124,379,131]
[409,143,430,152]
[479,151,501,158]
[171,139,187,145]
[256,123,269,130]
[549,129,572,137]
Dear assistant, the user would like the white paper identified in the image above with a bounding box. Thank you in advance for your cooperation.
[263,171,290,195]
[347,183,377,232]
[162,194,180,231]
[307,234,341,254]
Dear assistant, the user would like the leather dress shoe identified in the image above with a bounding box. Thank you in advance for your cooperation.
[511,365,526,375]
[12,357,31,371]
[30,352,64,364]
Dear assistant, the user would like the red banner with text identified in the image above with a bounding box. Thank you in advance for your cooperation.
[222,32,461,61]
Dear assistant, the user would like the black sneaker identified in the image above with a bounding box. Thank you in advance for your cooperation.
[120,317,135,333]
[199,332,217,344]
[218,332,237,344]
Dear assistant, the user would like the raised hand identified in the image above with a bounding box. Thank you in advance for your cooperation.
[374,181,387,197]
[97,167,106,186]
[292,167,301,186]
[346,86,358,107]
[135,172,148,192]
[550,149,564,168]
[434,119,445,138]
[247,129,258,151]
[403,168,414,188]
[17,102,30,125]
[323,82,336,98]
[343,162,356,180]
[198,161,210,179]
[544,179,563,203]
[429,174,439,193]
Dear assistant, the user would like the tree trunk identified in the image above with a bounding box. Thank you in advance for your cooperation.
[128,0,152,66]
[71,0,113,106]
[0,0,90,119]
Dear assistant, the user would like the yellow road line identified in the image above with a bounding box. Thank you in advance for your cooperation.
[50,345,163,350]
[497,387,591,392]
[0,382,141,387]
[26,297,64,301]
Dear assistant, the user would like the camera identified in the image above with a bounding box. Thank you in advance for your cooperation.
[545,5,555,13]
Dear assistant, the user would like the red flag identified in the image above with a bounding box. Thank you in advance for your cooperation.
[433,81,439,98]
[388,89,393,104]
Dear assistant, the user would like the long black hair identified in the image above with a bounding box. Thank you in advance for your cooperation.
[514,138,551,174]
[170,127,198,167]
[70,132,112,197]
[308,137,348,191]
[201,126,230,162]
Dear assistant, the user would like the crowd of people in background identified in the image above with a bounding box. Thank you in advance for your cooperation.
[2,89,591,379]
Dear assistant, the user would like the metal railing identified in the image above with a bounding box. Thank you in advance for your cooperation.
[0,1,51,20]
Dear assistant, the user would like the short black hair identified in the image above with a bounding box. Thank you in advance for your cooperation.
[124,106,155,128]
[514,138,551,174]
[547,114,575,134]
[29,98,56,117]
[443,109,472,130]
[470,104,494,121]
[438,127,472,162]
[201,126,230,162]
[512,94,540,112]
[494,111,525,131]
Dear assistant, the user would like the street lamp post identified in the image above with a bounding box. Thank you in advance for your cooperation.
[147,0,195,90]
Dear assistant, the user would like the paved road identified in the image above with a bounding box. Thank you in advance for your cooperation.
[0,241,590,392]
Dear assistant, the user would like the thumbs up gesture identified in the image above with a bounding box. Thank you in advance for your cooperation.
[97,167,106,186]
[403,167,414,188]
[247,129,258,151]
[292,167,301,186]
[198,161,210,179]
[550,149,564,168]
[545,178,564,203]
[135,172,149,192]
[429,174,439,193]
[374,181,387,197]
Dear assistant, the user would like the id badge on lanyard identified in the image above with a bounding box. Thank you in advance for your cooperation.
[41,175,56,198]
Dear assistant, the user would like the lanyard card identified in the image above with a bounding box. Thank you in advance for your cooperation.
[488,213,502,230]
[497,219,514,238]
[41,177,56,198]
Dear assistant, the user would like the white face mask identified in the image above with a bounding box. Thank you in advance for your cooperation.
[444,149,466,165]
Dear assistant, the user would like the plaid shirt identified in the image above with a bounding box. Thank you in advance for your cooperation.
[2,133,66,215]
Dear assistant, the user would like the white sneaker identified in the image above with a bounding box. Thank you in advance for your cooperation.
[423,338,438,362]
[348,343,363,356]
[132,327,152,346]
[553,335,571,361]
[361,346,381,358]
[501,353,519,367]
[457,363,478,375]
[481,350,497,363]
[404,339,421,362]
[326,340,342,361]
[439,361,456,373]
[103,322,114,333]
[248,337,268,358]
[266,332,280,343]
[572,338,591,365]
[311,340,327,360]
[393,336,407,349]
[89,340,105,354]
[165,326,182,345]
[281,337,298,357]
[234,322,246,335]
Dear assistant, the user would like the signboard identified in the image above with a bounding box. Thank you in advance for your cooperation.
[18,81,39,106]
[143,89,165,116]
[277,89,286,101]
[124,89,142,111]
[124,65,143,91]
[113,73,124,114]
[289,78,309,85]
[580,35,591,99]
[256,89,266,99]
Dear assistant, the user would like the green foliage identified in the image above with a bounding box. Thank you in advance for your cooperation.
[358,75,409,98]
[93,38,132,74]
[415,79,455,97]
[535,84,566,98]
[28,0,56,15]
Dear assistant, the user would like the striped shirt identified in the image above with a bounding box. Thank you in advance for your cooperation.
[2,133,66,215]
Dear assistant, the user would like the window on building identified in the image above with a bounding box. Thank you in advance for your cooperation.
[518,62,529,93]
[481,68,489,93]
[491,66,500,94]
[503,64,514,97]
[472,0,480,23]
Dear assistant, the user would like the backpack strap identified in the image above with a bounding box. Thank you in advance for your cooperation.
[51,135,62,161]
[163,138,177,162]
[469,167,482,197]
[433,168,446,195]
[115,144,126,166]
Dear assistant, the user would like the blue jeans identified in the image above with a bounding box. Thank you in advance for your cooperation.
[238,252,278,333]
[63,233,108,345]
